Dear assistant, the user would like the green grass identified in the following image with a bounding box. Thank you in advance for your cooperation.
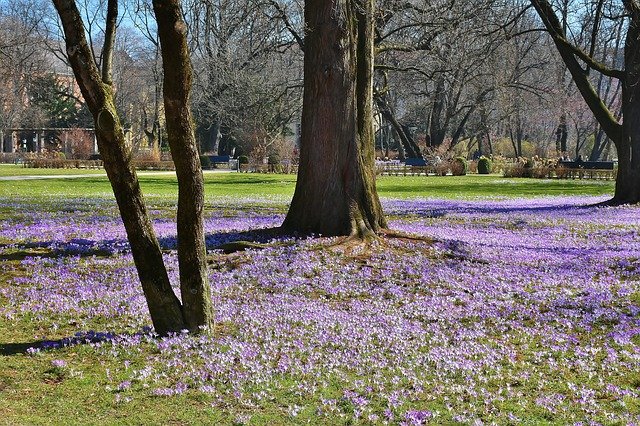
[376,174,614,198]
[0,169,615,200]
[0,338,234,425]
[0,164,106,177]
[0,168,627,424]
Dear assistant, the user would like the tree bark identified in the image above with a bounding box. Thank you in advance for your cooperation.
[53,0,186,334]
[153,0,214,332]
[283,0,386,238]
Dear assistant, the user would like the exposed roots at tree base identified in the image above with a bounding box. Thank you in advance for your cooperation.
[205,224,490,293]
[591,197,640,207]
[325,228,436,260]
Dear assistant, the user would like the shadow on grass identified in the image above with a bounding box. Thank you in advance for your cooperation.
[0,239,128,260]
[388,198,609,217]
[0,330,120,356]
[1,196,613,262]
[0,227,292,262]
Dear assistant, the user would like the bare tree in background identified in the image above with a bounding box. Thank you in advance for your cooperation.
[0,0,49,132]
[530,0,640,204]
[183,0,302,156]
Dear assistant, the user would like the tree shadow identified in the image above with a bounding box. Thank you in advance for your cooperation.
[0,238,128,260]
[387,198,610,218]
[0,227,296,262]
[0,330,122,356]
[159,226,297,252]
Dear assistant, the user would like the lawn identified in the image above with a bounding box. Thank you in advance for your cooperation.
[0,169,616,200]
[0,170,638,424]
[0,164,106,177]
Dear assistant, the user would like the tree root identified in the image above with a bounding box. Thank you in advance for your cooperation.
[322,228,436,259]
[213,241,268,254]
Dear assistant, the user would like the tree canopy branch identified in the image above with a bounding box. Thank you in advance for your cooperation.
[530,0,623,142]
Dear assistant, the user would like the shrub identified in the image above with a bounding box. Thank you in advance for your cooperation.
[450,157,468,176]
[477,156,492,174]
[524,157,534,168]
[199,155,212,170]
[267,154,280,165]
[467,160,478,174]
[531,166,552,179]
[238,155,249,165]
[522,158,534,177]
[503,163,527,178]
[267,154,282,173]
[135,149,160,162]
[556,166,569,179]
[435,162,449,176]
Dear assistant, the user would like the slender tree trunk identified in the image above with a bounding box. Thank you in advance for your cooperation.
[211,120,221,154]
[509,127,519,158]
[374,94,421,158]
[428,74,446,147]
[589,127,604,161]
[53,0,185,334]
[153,0,214,332]
[555,113,568,153]
[450,107,474,149]
[283,0,386,238]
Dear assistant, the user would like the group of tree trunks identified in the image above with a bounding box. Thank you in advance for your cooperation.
[53,0,640,334]
[53,0,213,334]
[53,0,385,334]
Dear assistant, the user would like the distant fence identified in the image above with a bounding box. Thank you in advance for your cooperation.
[376,158,617,180]
[377,162,436,176]
[22,158,103,169]
[239,163,298,174]
[503,163,617,180]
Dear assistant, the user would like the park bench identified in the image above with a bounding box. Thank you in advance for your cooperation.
[207,155,232,168]
[404,158,429,175]
[557,160,616,180]
[377,158,436,176]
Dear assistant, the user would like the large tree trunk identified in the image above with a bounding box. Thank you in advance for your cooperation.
[153,0,214,332]
[283,0,386,238]
[53,0,186,334]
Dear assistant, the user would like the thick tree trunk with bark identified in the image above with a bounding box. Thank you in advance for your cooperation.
[153,0,214,332]
[283,0,386,238]
[53,0,185,334]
